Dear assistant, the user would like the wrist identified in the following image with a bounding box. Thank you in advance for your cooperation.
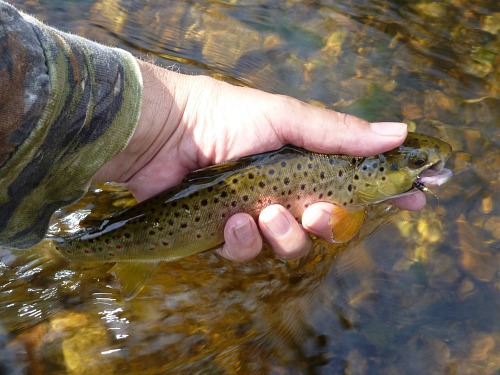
[93,60,184,183]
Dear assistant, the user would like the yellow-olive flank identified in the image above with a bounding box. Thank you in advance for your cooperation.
[53,133,452,298]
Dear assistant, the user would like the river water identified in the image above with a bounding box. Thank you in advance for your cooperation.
[2,1,499,374]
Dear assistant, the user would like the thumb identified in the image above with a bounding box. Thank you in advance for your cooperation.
[270,96,408,156]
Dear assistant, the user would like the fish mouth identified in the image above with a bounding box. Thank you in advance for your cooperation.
[416,161,453,188]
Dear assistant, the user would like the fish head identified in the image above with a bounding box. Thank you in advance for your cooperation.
[354,133,452,204]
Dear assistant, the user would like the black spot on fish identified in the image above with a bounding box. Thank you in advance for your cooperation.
[327,191,333,196]
[338,170,343,177]
[207,186,213,192]
[329,158,335,165]
[105,239,110,244]
[259,182,266,188]
[221,191,228,198]
[248,173,254,179]
[196,234,201,238]
[231,189,236,194]
[180,223,187,228]
[284,177,290,185]
[149,230,155,236]
[195,216,200,222]
[309,156,314,161]
[288,190,292,195]
[348,184,352,192]
[352,158,357,164]
[233,178,238,184]
[382,176,386,181]
[320,172,325,179]
[286,204,291,209]
[174,212,180,218]
[231,201,237,207]
[301,184,306,190]
[201,199,208,206]
[281,161,287,167]
[182,203,189,210]
[162,241,169,246]
[124,233,131,238]
[243,195,249,201]
[304,171,309,177]
[214,198,219,203]
[372,162,378,168]
[297,195,301,200]
[379,167,385,172]
[269,169,275,175]
[368,173,372,177]
[168,219,174,226]
[343,202,347,206]
[308,163,313,169]
[362,165,368,170]
[319,193,324,199]
[273,186,278,191]
[354,174,359,180]
[350,199,354,204]
[297,163,302,170]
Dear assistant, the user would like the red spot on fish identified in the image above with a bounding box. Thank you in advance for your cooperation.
[116,244,123,249]
[84,249,91,254]
[109,252,115,257]
[162,241,169,246]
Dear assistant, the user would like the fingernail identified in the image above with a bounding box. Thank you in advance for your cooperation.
[232,218,253,244]
[262,211,290,237]
[370,122,407,136]
[305,208,331,232]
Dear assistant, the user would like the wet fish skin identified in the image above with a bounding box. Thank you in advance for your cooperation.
[53,133,452,263]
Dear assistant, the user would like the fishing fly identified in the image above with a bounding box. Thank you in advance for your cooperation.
[413,180,440,205]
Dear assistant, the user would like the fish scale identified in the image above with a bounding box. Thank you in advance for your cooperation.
[54,133,452,265]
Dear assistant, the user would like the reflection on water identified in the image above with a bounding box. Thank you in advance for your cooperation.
[3,0,500,373]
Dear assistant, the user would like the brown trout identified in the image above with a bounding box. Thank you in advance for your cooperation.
[52,132,452,298]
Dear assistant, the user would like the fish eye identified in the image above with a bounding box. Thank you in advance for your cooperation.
[409,150,429,169]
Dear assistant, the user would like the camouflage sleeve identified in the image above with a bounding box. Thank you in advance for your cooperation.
[0,1,143,249]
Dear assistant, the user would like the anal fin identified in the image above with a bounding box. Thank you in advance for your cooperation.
[111,262,160,301]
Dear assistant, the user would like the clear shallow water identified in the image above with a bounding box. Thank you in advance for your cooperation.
[2,1,499,374]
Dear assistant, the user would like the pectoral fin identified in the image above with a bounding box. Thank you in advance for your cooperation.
[111,262,160,301]
[329,205,365,243]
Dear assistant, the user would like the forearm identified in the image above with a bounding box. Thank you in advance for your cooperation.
[0,1,143,248]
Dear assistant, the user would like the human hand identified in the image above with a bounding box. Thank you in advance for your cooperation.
[94,60,425,262]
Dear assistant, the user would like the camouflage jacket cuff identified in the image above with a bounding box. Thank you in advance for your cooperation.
[0,1,143,248]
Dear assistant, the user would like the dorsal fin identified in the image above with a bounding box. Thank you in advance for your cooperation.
[182,145,308,183]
